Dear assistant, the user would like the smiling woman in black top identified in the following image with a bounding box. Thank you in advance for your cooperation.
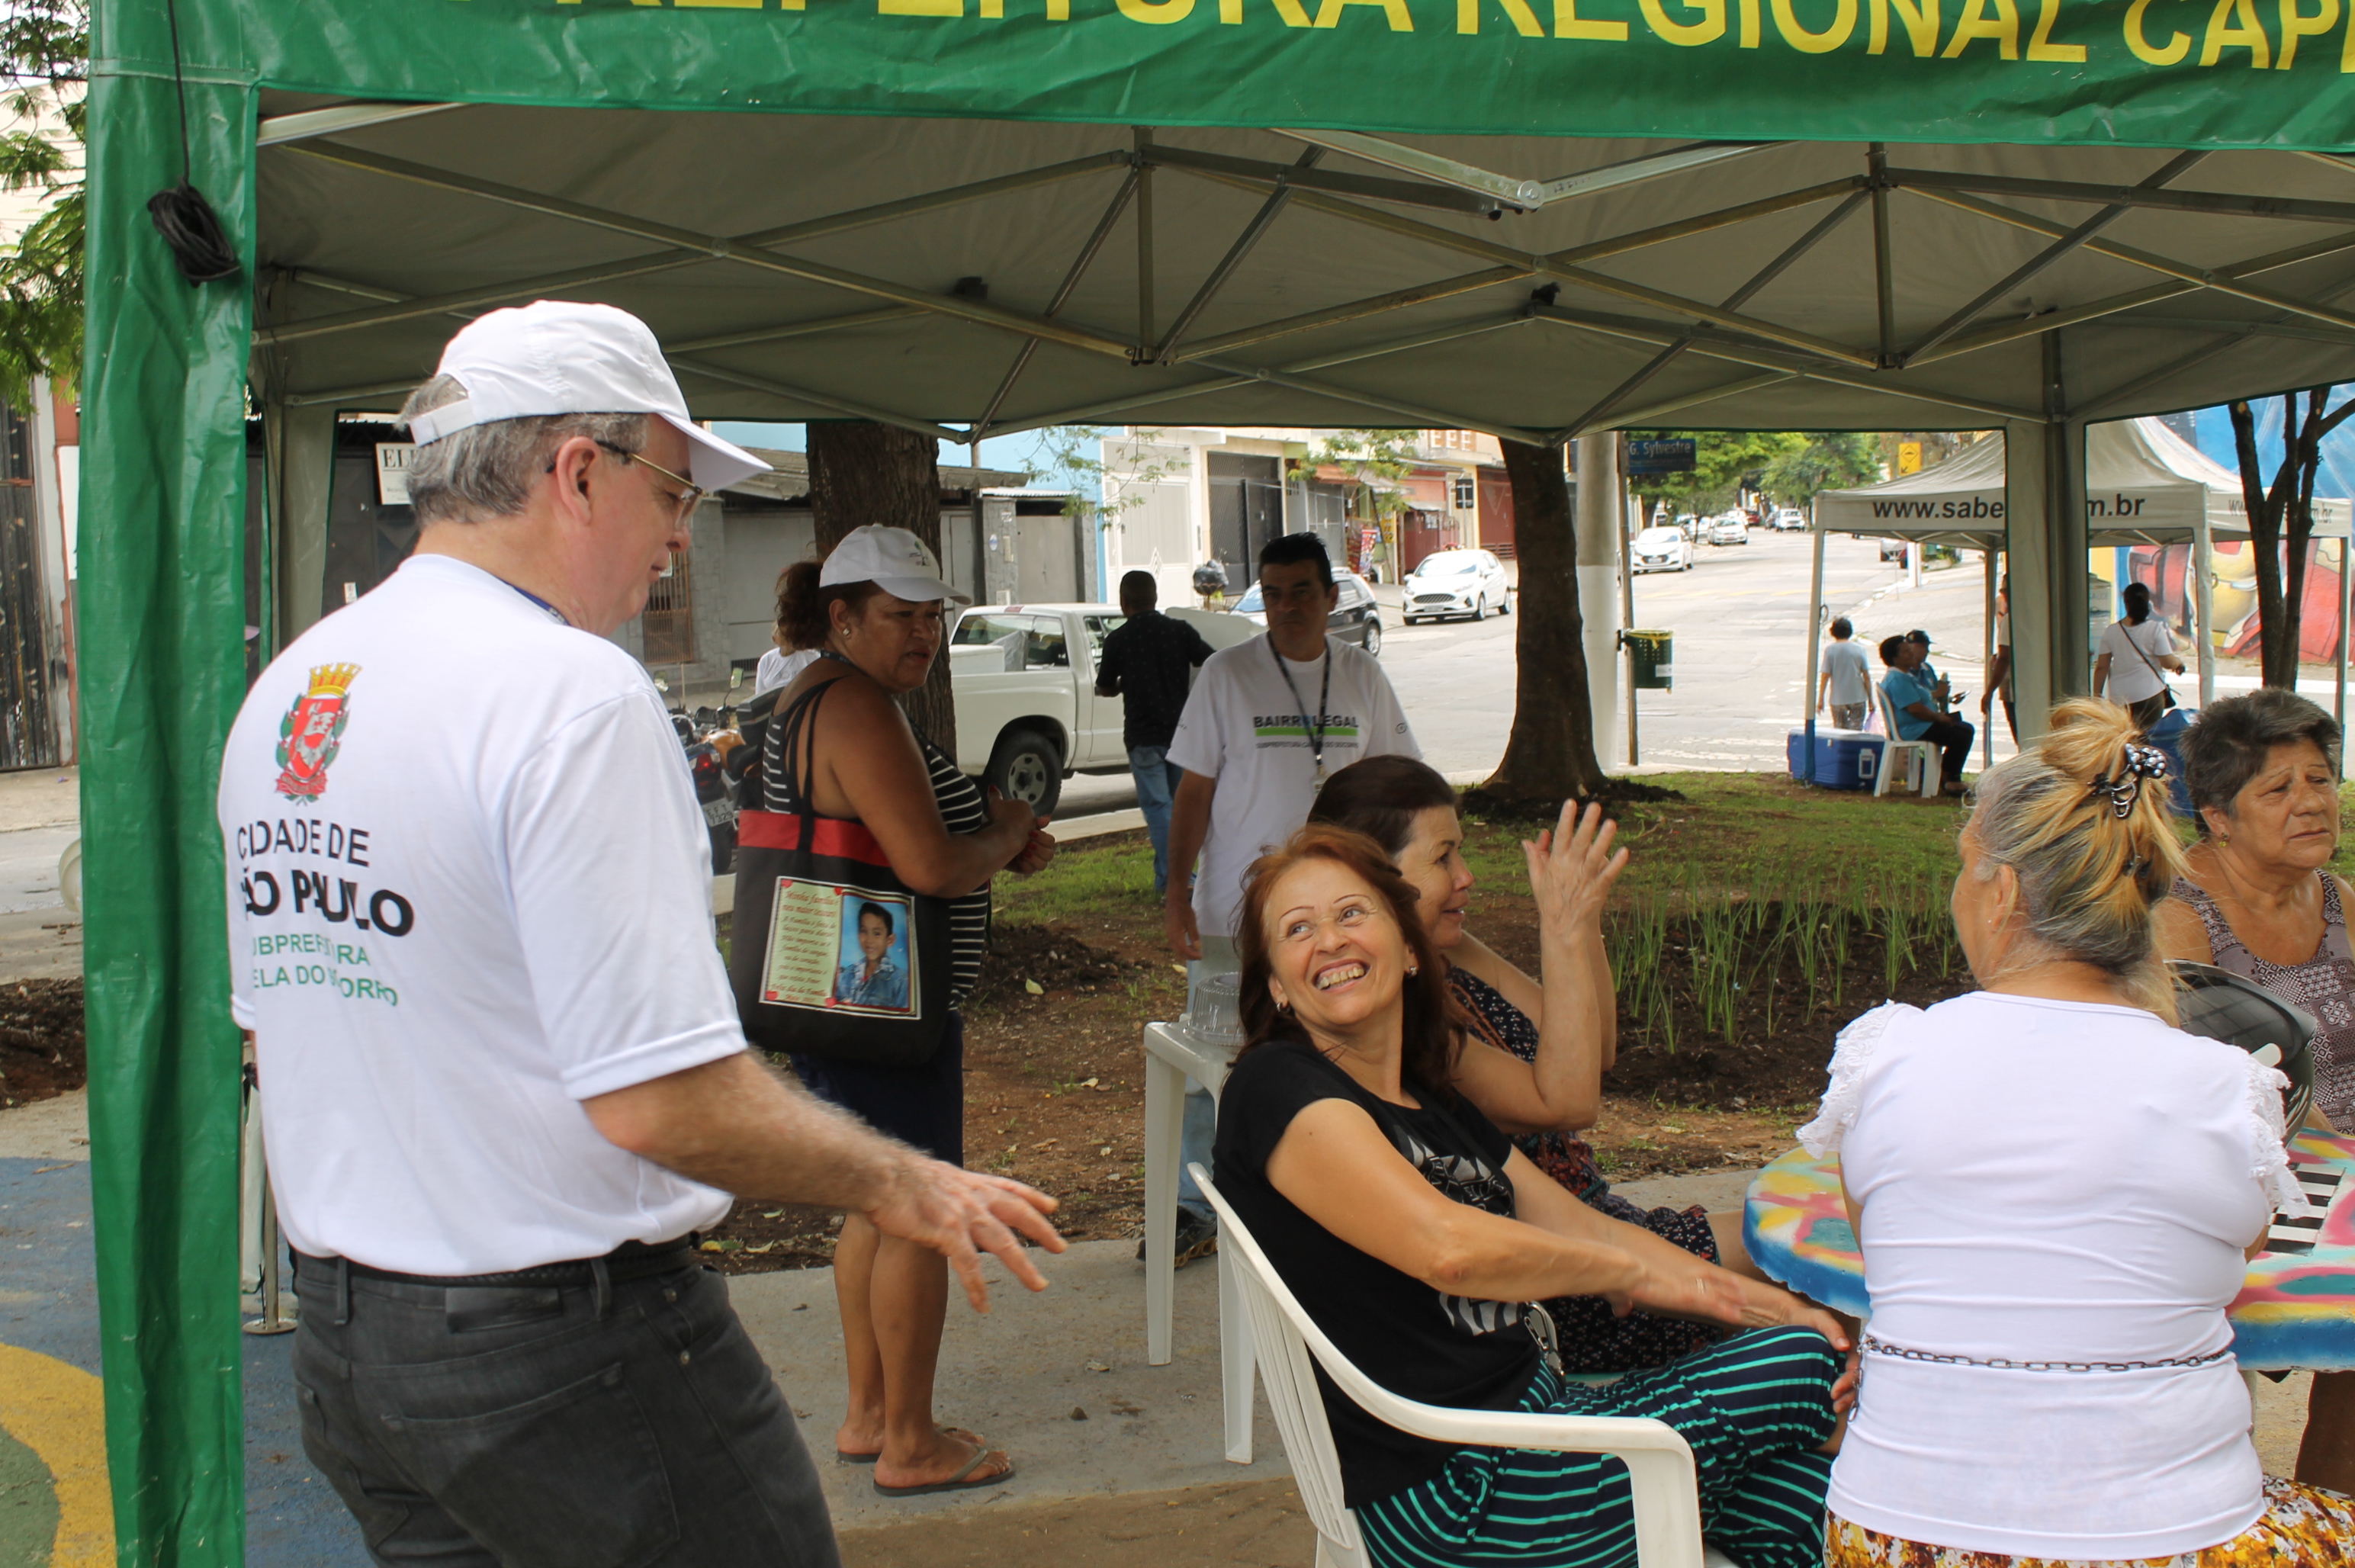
[1213,824,1852,1568]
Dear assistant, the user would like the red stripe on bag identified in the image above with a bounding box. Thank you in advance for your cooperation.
[737,810,887,863]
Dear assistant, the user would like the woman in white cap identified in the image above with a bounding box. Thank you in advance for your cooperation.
[767,524,1055,1496]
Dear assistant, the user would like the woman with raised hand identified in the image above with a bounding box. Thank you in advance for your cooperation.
[2157,686,2355,1496]
[1807,699,2355,1566]
[1310,755,1761,1373]
[1213,824,1853,1568]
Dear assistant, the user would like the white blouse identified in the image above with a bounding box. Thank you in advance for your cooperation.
[1801,992,2303,1559]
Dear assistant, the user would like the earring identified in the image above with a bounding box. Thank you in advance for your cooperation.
[1277,997,1292,1014]
[1406,965,1419,977]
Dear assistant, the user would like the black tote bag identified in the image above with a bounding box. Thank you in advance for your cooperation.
[729,679,952,1068]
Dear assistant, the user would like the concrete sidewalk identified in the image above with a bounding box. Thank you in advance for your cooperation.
[0,1084,2324,1564]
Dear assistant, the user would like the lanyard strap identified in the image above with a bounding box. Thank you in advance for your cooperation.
[1270,635,1334,776]
[495,577,568,625]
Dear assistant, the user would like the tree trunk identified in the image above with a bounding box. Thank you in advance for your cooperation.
[2232,390,2355,689]
[1485,439,1606,800]
[807,421,954,754]
[2231,399,2294,689]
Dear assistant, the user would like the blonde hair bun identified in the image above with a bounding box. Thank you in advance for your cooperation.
[1965,699,2189,1017]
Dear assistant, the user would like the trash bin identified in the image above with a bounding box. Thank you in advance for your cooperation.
[1621,628,1673,690]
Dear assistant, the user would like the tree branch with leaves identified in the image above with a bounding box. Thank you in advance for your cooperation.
[2229,387,2355,688]
[0,0,82,411]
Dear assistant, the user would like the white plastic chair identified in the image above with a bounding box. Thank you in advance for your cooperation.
[1868,682,1939,798]
[1193,1165,1733,1568]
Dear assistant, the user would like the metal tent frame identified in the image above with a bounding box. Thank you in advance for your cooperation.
[82,1,2355,1557]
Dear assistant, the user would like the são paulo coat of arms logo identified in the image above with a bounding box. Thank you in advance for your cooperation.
[274,663,360,802]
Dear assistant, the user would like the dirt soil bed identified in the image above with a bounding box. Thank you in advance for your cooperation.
[0,978,84,1109]
[1476,900,1975,1113]
[699,904,1183,1274]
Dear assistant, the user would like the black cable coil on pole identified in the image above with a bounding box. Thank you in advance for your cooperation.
[147,0,239,285]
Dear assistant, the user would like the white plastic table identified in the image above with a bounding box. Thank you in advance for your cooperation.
[1141,1019,1255,1464]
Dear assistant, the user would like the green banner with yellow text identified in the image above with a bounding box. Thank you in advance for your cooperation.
[98,0,2355,153]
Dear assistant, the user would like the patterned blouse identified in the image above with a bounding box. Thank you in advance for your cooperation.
[1448,967,1608,1200]
[2172,872,2355,1129]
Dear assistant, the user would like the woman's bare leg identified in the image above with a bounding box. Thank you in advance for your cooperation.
[2299,1370,2355,1494]
[831,1212,886,1457]
[1710,1212,1768,1280]
[863,1226,1010,1491]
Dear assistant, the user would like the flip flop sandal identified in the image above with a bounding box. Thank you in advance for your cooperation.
[872,1447,1014,1498]
[836,1426,983,1464]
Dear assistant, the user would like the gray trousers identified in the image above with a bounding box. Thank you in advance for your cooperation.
[291,1250,838,1567]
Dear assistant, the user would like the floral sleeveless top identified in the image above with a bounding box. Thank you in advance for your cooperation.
[1447,968,1608,1201]
[2172,872,2355,1128]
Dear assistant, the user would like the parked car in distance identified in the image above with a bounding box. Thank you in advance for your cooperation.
[1401,548,1512,624]
[1631,525,1691,573]
[1879,536,1910,562]
[1674,513,1701,542]
[946,602,1256,813]
[1709,516,1749,546]
[1231,569,1387,655]
[1772,506,1807,531]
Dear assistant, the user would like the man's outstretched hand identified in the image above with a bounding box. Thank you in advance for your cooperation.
[867,1159,1067,1312]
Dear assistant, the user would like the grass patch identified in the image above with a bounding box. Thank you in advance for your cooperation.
[1461,773,1968,904]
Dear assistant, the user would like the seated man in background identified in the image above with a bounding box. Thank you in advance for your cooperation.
[1880,635,1974,795]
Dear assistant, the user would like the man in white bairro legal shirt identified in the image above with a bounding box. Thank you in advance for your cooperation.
[1157,532,1418,1256]
[219,301,1064,1567]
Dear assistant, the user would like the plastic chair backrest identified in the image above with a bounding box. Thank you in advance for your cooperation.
[1192,1165,1711,1568]
[1871,676,1904,737]
[1192,1170,1366,1560]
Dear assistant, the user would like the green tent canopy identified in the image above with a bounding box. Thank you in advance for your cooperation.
[84,0,2355,1557]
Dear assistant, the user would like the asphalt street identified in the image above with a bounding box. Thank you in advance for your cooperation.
[1057,527,2010,818]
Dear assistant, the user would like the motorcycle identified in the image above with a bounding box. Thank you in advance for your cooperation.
[673,705,742,874]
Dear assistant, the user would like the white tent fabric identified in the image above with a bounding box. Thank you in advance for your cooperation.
[1815,419,2352,545]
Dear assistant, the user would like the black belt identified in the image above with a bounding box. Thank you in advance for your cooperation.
[294,1237,697,1291]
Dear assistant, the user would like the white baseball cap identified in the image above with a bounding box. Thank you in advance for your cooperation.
[404,300,770,492]
[821,525,969,606]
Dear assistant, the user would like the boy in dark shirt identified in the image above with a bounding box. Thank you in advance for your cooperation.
[1096,570,1216,896]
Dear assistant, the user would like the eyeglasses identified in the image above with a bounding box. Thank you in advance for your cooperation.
[546,438,708,526]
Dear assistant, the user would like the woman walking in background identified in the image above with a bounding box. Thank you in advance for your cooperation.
[766,525,1054,1496]
[2094,580,2184,730]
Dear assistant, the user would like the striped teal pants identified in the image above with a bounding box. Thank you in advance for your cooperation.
[1357,1325,1840,1568]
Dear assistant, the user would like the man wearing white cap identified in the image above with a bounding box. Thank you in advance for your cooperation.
[217,300,1064,1566]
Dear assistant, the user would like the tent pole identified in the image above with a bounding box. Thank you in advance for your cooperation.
[2193,503,2215,710]
[1622,459,1640,766]
[1804,516,1826,781]
[2337,535,2350,778]
[1983,546,1996,770]
[1573,432,1621,766]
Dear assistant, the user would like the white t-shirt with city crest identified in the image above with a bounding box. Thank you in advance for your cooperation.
[1167,634,1418,940]
[217,554,739,1275]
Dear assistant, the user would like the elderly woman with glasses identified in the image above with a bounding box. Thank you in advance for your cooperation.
[2157,687,2355,1496]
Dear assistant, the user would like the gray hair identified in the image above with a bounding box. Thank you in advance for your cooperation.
[397,374,651,526]
[2181,688,2342,837]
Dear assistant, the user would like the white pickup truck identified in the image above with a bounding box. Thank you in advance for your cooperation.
[949,602,1256,815]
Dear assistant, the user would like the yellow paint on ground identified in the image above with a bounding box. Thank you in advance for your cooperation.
[0,1345,112,1566]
